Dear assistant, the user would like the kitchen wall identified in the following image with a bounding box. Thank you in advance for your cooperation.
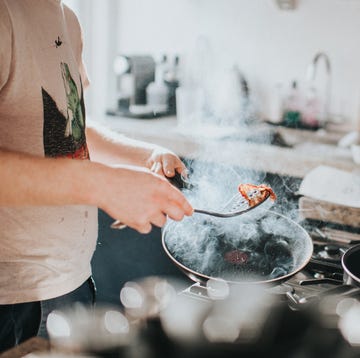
[64,0,119,120]
[112,0,360,125]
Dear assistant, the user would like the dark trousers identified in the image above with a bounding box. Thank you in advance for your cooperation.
[0,277,96,353]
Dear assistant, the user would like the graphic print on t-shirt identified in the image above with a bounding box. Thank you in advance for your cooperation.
[42,62,89,159]
[54,36,63,48]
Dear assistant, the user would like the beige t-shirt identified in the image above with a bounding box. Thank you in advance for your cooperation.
[0,0,98,304]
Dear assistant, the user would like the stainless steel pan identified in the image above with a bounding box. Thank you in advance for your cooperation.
[342,244,360,287]
[162,210,313,285]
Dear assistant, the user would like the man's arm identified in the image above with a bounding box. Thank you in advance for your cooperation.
[0,149,95,206]
[85,121,153,166]
[0,148,193,233]
[85,121,187,177]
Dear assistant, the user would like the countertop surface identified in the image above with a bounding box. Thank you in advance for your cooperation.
[97,115,357,178]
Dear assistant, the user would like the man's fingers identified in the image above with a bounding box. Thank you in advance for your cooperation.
[135,222,153,234]
[163,204,186,221]
[178,166,189,179]
[162,158,187,178]
[131,213,167,233]
[151,213,168,228]
[165,187,193,216]
[162,157,175,177]
[162,186,194,218]
[164,200,194,220]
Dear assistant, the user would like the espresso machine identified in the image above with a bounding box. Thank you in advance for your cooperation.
[113,55,156,111]
[108,54,179,118]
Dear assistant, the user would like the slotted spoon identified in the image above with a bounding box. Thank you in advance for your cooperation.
[193,188,271,218]
[110,187,271,229]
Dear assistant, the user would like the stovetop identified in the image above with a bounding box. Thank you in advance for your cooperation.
[164,168,360,356]
[51,217,360,358]
[285,220,360,304]
[181,219,360,306]
[172,221,360,358]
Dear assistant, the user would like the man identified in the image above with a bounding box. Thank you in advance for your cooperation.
[0,0,193,350]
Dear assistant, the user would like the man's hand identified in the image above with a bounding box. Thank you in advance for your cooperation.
[146,147,187,178]
[92,164,193,234]
[0,149,193,234]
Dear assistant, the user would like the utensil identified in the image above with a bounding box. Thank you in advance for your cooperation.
[193,189,270,218]
[110,186,271,229]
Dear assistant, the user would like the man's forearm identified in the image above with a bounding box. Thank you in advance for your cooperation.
[85,121,157,167]
[0,149,100,206]
[0,147,193,232]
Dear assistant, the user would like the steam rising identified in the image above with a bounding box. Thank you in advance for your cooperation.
[167,38,311,283]
[164,162,311,283]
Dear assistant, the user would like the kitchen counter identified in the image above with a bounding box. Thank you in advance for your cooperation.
[98,115,357,178]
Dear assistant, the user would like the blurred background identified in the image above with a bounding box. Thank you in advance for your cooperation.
[64,0,360,128]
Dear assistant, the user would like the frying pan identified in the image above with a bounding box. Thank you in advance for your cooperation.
[162,209,313,285]
[342,244,360,287]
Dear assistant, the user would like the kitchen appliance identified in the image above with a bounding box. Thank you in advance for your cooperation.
[158,217,360,355]
[112,55,155,111]
[109,54,179,119]
[27,227,360,358]
[124,220,360,357]
[156,167,360,353]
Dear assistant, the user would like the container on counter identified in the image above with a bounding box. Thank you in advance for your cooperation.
[146,55,169,113]
[301,85,321,128]
[282,80,302,127]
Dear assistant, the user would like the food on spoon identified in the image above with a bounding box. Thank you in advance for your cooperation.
[238,184,276,207]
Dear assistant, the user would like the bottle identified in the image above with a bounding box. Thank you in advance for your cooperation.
[301,86,320,128]
[146,55,169,113]
[282,81,302,127]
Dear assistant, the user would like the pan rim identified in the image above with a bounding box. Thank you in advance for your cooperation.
[342,244,360,284]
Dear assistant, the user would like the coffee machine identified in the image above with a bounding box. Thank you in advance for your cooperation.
[109,54,180,118]
[113,55,156,111]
